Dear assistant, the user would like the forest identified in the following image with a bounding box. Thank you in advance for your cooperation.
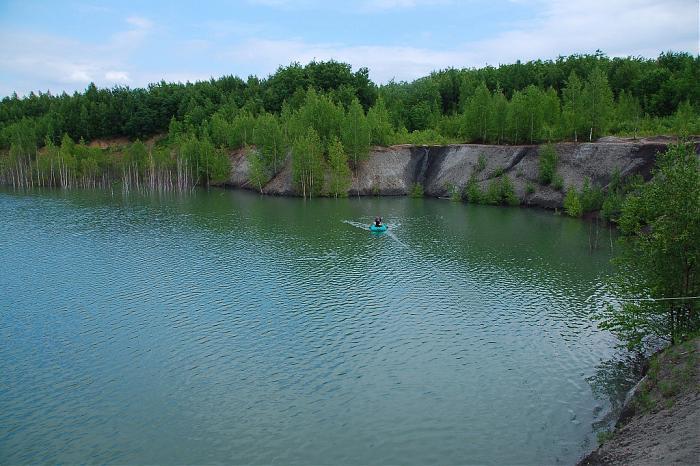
[1,51,698,195]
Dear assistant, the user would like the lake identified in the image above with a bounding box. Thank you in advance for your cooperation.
[0,188,635,464]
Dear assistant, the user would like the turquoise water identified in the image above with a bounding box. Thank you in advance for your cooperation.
[0,188,631,464]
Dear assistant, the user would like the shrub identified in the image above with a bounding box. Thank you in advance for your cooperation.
[409,182,424,198]
[563,187,583,217]
[476,153,487,172]
[539,143,558,185]
[526,181,536,194]
[552,173,564,191]
[463,177,484,204]
[581,177,604,212]
[485,176,519,206]
[601,192,624,221]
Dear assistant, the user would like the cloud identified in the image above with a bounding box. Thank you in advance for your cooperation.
[227,0,698,82]
[359,0,453,11]
[246,0,452,11]
[105,70,131,82]
[126,16,153,29]
[0,0,696,96]
[0,15,155,95]
[472,0,698,61]
[227,38,461,82]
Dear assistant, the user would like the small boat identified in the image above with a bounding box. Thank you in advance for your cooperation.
[369,224,388,232]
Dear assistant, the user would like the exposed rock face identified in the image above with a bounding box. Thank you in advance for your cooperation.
[224,137,697,209]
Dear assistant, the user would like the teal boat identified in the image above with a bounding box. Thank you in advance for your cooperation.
[369,224,388,232]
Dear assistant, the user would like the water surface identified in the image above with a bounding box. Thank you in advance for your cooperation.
[0,188,631,464]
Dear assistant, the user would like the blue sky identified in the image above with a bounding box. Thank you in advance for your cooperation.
[0,0,697,97]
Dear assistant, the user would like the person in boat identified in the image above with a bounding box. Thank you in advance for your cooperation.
[374,216,383,227]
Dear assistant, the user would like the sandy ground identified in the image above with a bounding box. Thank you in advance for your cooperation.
[579,338,700,465]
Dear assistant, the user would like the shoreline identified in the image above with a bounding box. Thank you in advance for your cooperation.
[578,338,699,465]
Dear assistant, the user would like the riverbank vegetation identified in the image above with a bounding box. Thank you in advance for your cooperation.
[1,52,698,194]
[597,142,699,349]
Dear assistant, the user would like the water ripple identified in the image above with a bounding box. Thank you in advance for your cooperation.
[0,189,628,465]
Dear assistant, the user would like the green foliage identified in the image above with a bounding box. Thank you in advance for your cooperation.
[507,90,528,144]
[580,177,604,212]
[291,88,344,150]
[1,52,698,190]
[596,430,615,445]
[601,192,624,222]
[341,98,371,167]
[523,85,546,143]
[367,96,393,146]
[601,171,644,223]
[526,181,535,194]
[230,112,256,148]
[292,127,325,198]
[447,183,461,201]
[327,136,351,197]
[552,174,564,191]
[409,182,424,198]
[563,188,583,217]
[476,153,487,172]
[599,143,700,348]
[462,82,492,142]
[613,90,642,137]
[463,177,483,204]
[178,131,230,186]
[0,52,697,152]
[485,176,519,206]
[488,87,509,144]
[253,112,285,174]
[562,71,586,142]
[538,143,558,185]
[583,67,614,141]
[672,100,698,137]
[247,146,269,193]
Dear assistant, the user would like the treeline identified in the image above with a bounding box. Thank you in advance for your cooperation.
[0,119,229,191]
[2,51,698,148]
[206,87,387,197]
[1,52,699,194]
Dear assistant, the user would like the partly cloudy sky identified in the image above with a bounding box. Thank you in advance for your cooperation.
[0,0,697,97]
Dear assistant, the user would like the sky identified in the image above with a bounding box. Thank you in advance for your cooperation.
[0,0,698,97]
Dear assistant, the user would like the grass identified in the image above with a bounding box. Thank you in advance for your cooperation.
[632,338,697,414]
[597,430,615,445]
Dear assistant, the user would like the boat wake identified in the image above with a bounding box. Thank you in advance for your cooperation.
[343,220,409,249]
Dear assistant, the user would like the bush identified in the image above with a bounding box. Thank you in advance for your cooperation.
[601,192,624,221]
[539,144,558,185]
[552,173,564,191]
[526,181,536,194]
[563,187,583,217]
[485,176,519,206]
[581,177,604,212]
[409,182,424,198]
[463,177,484,203]
[476,153,487,172]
